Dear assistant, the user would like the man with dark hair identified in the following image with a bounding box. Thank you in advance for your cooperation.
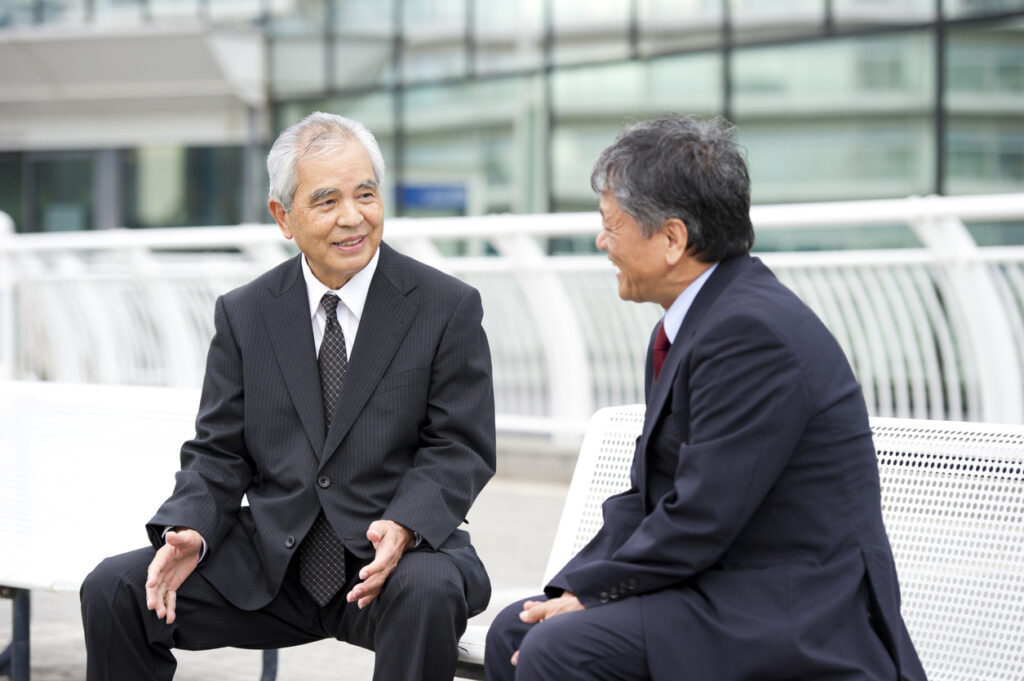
[80,112,495,681]
[485,115,926,681]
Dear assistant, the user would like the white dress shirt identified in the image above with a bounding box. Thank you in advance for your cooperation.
[301,246,380,356]
[660,262,718,342]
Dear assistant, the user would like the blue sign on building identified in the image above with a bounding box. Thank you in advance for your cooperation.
[398,183,467,212]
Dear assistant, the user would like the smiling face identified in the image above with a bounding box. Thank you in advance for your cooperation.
[595,191,674,307]
[269,139,383,290]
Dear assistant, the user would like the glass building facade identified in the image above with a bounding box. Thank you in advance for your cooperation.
[0,0,1022,231]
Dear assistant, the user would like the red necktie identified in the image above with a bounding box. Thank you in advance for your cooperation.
[653,322,671,383]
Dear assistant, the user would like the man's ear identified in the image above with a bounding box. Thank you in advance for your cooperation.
[662,217,689,266]
[269,200,293,240]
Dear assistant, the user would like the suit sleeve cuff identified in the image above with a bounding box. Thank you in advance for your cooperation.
[162,526,208,562]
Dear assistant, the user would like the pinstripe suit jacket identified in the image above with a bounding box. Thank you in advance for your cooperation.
[147,242,496,611]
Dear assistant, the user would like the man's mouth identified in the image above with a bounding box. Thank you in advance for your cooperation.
[333,235,365,248]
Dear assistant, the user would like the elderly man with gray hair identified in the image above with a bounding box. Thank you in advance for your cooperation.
[80,112,496,681]
[485,115,926,681]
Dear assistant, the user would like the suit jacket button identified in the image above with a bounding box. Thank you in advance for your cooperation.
[599,591,610,603]
[318,475,330,488]
[284,535,295,548]
[609,587,619,599]
[627,578,637,591]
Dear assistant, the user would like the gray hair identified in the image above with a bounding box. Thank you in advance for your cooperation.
[591,114,754,262]
[267,111,386,212]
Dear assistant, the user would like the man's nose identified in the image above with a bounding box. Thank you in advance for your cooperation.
[595,230,607,251]
[335,200,361,227]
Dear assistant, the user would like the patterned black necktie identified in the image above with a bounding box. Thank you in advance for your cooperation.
[299,293,349,606]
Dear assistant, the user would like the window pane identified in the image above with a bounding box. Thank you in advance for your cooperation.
[208,0,268,22]
[331,39,396,89]
[122,146,244,228]
[740,121,932,202]
[639,0,723,54]
[332,0,395,32]
[38,0,89,25]
[734,33,933,109]
[150,0,202,21]
[269,2,328,95]
[553,55,722,116]
[271,38,328,96]
[402,0,467,82]
[93,0,145,25]
[0,1,37,27]
[402,77,542,215]
[122,147,187,227]
[29,154,93,232]
[946,0,1024,19]
[833,0,935,25]
[947,125,1024,193]
[734,34,934,202]
[551,0,631,66]
[473,0,544,74]
[947,25,1024,95]
[946,23,1024,194]
[0,153,23,231]
[729,0,825,44]
[330,0,396,87]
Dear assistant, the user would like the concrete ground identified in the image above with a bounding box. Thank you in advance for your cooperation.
[0,476,569,680]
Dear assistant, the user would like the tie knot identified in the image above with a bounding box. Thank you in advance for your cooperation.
[321,293,340,322]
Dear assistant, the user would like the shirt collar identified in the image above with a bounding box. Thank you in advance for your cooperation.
[300,246,380,322]
[661,262,718,344]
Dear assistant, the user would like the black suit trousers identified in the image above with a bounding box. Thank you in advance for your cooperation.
[80,545,469,681]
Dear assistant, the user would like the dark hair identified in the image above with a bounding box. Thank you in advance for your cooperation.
[591,114,754,261]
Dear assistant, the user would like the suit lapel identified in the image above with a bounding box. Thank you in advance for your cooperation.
[263,256,326,454]
[321,243,417,461]
[638,254,752,464]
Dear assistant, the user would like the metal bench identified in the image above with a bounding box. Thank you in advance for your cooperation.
[457,404,1024,681]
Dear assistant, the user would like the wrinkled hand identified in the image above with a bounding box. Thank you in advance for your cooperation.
[145,528,202,624]
[510,592,585,666]
[346,519,414,609]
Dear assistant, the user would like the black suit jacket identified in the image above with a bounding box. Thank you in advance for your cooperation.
[549,255,926,681]
[148,242,496,613]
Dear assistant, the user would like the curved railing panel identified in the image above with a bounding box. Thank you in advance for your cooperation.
[2,194,1023,435]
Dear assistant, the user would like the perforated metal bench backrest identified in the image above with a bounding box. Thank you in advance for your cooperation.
[543,406,1024,681]
[871,417,1024,681]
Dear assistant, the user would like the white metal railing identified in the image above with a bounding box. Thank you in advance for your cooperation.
[2,193,1023,438]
